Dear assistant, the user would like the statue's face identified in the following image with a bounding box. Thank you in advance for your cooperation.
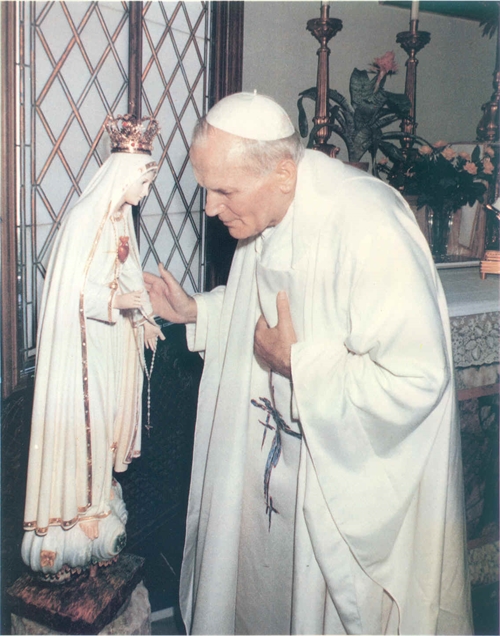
[122,169,156,207]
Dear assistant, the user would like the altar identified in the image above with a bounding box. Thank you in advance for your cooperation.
[439,265,499,398]
[439,266,499,591]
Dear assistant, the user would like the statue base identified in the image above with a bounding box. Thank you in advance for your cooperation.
[7,553,149,635]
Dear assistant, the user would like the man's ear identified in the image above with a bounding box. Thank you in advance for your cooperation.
[275,159,297,194]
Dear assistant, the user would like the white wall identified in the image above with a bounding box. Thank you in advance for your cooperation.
[242,1,497,160]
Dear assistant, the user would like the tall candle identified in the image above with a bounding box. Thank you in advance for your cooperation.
[410,1,420,21]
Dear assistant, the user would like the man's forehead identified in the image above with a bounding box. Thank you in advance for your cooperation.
[191,146,260,191]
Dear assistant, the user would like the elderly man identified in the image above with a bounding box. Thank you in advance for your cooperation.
[144,92,472,635]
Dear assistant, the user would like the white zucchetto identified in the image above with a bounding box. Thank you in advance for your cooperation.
[206,91,295,141]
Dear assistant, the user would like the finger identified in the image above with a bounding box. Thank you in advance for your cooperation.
[276,291,292,321]
[143,271,160,285]
[255,314,269,332]
[276,291,297,342]
[157,330,166,341]
[158,265,179,289]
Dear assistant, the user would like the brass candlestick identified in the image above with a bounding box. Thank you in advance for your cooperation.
[396,19,431,152]
[476,23,499,143]
[306,3,342,158]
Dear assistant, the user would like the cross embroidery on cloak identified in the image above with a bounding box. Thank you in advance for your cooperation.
[251,390,302,530]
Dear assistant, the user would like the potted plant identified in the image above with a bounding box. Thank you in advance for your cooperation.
[377,141,497,259]
[297,51,412,167]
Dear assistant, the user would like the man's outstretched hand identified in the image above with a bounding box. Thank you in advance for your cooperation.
[254,291,297,378]
[144,264,197,324]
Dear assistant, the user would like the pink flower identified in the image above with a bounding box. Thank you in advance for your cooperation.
[418,145,433,155]
[441,147,457,161]
[433,140,448,149]
[464,162,478,175]
[484,146,495,157]
[458,151,471,161]
[482,157,494,174]
[370,51,398,91]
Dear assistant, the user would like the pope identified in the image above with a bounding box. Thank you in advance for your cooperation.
[145,92,472,635]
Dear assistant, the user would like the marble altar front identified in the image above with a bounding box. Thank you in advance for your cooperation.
[439,266,498,588]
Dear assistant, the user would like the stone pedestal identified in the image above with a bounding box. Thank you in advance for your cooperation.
[7,553,150,635]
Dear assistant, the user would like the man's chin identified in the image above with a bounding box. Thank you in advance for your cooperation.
[227,226,257,240]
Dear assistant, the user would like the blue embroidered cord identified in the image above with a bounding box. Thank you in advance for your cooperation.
[251,396,302,530]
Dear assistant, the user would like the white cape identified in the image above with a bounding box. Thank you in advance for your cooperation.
[180,150,472,635]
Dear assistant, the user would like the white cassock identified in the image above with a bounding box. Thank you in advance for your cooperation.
[179,150,472,635]
[22,153,155,575]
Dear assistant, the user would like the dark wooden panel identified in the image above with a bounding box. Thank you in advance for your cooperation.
[204,1,244,290]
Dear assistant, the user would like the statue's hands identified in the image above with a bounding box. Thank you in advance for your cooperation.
[254,291,297,379]
[143,264,197,324]
[113,290,142,310]
[144,320,165,352]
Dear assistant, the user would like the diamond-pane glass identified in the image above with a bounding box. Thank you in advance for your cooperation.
[16,1,129,372]
[140,1,208,294]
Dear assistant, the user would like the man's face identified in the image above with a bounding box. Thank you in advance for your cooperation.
[190,128,294,240]
[123,170,156,207]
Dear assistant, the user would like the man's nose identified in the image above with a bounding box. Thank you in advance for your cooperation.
[205,192,223,217]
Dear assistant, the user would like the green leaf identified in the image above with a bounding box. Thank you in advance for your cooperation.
[349,69,375,109]
[297,87,317,138]
[378,140,406,162]
[384,91,411,115]
[298,87,317,100]
[329,89,353,116]
[329,104,340,128]
[297,98,309,138]
[376,114,400,130]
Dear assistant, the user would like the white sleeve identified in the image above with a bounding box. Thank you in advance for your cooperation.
[186,286,226,353]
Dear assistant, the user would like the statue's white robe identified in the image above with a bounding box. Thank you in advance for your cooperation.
[23,154,154,573]
[179,150,472,635]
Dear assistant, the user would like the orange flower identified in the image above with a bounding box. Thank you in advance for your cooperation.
[441,147,457,161]
[484,146,495,157]
[370,51,398,75]
[458,151,471,161]
[433,140,448,148]
[464,161,478,175]
[418,145,433,155]
[370,51,398,91]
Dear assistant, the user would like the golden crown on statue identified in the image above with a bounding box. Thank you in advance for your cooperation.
[105,113,160,155]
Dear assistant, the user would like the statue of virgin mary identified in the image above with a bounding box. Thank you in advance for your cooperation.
[21,115,163,581]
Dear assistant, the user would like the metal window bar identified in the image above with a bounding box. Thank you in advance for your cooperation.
[139,1,208,295]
